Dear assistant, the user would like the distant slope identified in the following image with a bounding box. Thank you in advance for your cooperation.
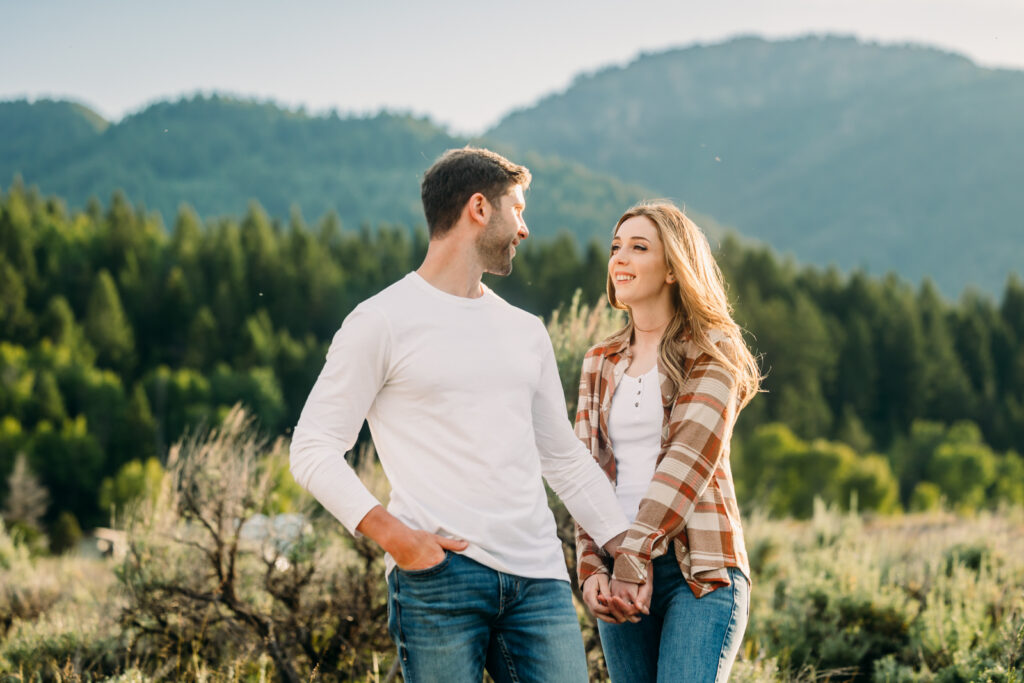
[0,99,107,173]
[0,95,651,242]
[487,35,1024,294]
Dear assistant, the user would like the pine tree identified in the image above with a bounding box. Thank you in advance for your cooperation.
[84,269,136,374]
[0,257,30,341]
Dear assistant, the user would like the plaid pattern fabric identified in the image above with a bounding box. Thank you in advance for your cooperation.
[573,331,750,598]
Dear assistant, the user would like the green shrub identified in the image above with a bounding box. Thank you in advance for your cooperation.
[910,482,943,512]
[0,609,122,680]
[742,507,1024,681]
[48,510,82,554]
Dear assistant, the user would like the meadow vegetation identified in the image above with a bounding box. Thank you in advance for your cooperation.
[3,446,1021,680]
[1,302,1021,680]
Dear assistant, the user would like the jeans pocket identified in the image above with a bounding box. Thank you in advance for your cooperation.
[396,549,452,579]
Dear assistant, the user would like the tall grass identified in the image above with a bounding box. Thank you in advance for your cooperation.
[4,500,1021,680]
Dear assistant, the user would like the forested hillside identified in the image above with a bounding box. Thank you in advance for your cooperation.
[2,183,1023,539]
[487,35,1024,294]
[0,96,650,243]
[6,35,1022,294]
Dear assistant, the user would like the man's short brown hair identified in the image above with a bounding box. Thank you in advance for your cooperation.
[421,147,531,238]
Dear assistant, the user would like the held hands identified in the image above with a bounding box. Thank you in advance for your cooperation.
[608,575,653,623]
[582,574,618,624]
[582,571,653,624]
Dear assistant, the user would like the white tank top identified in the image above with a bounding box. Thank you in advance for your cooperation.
[607,364,663,523]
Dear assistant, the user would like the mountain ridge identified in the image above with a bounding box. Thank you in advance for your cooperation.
[487,34,1024,294]
[0,94,652,243]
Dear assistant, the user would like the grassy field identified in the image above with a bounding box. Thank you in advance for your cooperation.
[733,505,1024,681]
[2,408,1021,681]
[3,502,1022,681]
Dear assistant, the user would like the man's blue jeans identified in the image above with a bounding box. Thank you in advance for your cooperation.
[597,556,750,683]
[386,550,589,682]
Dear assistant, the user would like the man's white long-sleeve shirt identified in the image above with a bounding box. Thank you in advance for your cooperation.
[290,272,630,581]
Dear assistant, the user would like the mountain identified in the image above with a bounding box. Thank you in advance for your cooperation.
[487,35,1024,295]
[0,95,651,243]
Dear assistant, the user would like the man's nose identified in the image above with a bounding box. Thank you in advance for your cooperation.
[519,220,529,240]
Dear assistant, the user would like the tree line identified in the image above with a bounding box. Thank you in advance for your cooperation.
[1,180,1023,544]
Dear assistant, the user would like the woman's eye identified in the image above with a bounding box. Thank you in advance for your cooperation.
[635,245,647,251]
[610,245,620,254]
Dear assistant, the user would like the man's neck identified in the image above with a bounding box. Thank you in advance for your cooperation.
[417,239,486,298]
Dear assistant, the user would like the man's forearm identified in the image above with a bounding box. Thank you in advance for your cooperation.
[355,505,409,555]
[356,505,468,569]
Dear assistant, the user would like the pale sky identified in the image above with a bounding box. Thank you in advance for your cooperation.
[3,0,1023,135]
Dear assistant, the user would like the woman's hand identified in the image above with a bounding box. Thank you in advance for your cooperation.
[582,574,620,623]
[607,572,653,624]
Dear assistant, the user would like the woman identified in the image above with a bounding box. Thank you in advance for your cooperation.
[574,202,761,682]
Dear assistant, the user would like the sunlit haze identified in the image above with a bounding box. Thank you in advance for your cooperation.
[3,0,1024,133]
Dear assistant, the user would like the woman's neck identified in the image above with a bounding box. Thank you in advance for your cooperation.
[630,299,673,339]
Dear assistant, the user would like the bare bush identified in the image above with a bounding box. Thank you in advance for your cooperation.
[118,405,394,681]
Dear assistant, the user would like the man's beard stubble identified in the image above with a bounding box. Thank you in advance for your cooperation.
[476,215,515,276]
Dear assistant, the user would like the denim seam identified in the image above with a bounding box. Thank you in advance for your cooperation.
[713,573,741,683]
[497,571,505,617]
[493,632,522,683]
[391,576,410,668]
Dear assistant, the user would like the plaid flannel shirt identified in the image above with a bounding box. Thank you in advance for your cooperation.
[574,331,750,598]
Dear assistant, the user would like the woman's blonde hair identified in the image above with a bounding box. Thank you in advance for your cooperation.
[605,201,762,408]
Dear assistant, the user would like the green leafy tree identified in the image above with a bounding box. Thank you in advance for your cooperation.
[49,510,83,553]
[839,454,899,513]
[889,420,947,506]
[28,369,65,424]
[0,257,32,342]
[183,306,219,370]
[993,451,1024,506]
[144,366,213,454]
[28,417,104,527]
[98,456,164,522]
[925,422,997,512]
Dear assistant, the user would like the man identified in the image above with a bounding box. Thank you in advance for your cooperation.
[290,147,633,682]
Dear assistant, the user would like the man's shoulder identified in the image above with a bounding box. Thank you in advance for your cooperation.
[369,273,417,303]
[335,275,419,339]
[485,290,547,332]
[353,274,419,317]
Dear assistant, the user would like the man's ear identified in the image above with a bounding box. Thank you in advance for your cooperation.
[465,192,490,227]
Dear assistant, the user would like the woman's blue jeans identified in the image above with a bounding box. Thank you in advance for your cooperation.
[387,550,589,682]
[597,556,750,683]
